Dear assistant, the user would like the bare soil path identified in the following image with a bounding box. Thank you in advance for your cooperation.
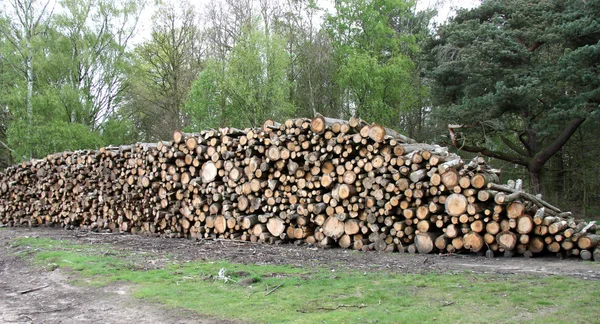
[1,227,599,323]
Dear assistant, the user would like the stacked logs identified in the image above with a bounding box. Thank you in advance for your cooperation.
[0,115,598,261]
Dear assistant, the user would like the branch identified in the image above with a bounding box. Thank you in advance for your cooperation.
[529,41,544,52]
[0,140,15,153]
[515,37,544,53]
[534,117,586,166]
[18,284,49,294]
[487,183,564,214]
[500,135,527,157]
[580,221,596,234]
[316,304,366,311]
[454,143,529,166]
[265,283,283,296]
[32,0,55,32]
[447,125,529,166]
[518,132,531,153]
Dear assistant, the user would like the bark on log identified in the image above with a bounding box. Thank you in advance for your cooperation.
[577,234,600,250]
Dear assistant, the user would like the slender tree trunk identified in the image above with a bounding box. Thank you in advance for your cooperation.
[26,54,33,159]
[308,75,316,117]
[26,56,33,120]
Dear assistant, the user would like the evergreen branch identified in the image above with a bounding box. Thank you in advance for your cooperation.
[500,135,528,157]
[454,142,529,166]
[448,125,529,166]
[518,132,532,154]
[0,140,15,153]
[534,117,586,166]
[529,41,544,52]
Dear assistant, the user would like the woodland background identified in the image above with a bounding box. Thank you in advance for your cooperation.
[1,0,598,217]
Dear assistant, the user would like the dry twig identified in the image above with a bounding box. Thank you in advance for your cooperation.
[18,284,49,294]
[265,283,283,296]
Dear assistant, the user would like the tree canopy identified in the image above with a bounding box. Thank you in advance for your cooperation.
[0,0,143,161]
[325,0,422,127]
[186,20,293,130]
[427,0,600,194]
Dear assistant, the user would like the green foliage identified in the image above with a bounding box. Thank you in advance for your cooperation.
[2,81,104,159]
[101,116,141,146]
[184,61,223,130]
[0,0,143,162]
[326,0,422,127]
[0,0,435,162]
[50,0,142,126]
[120,0,201,140]
[7,119,103,159]
[12,236,600,323]
[292,30,341,119]
[427,0,600,193]
[185,21,294,130]
[431,0,600,134]
[226,24,294,127]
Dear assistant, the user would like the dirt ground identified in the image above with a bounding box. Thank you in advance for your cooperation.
[1,227,599,324]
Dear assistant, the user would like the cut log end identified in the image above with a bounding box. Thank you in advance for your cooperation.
[415,232,440,254]
[202,161,218,183]
[445,194,468,217]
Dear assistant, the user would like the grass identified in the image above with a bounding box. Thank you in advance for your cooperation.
[11,237,600,323]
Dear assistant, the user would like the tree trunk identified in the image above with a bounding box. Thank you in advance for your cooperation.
[26,54,33,159]
[529,168,542,196]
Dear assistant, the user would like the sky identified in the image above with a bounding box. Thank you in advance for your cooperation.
[416,0,481,23]
[134,0,481,44]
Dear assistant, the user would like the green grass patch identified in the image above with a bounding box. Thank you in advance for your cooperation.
[11,237,600,323]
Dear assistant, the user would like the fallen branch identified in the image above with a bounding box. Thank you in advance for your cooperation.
[18,284,49,294]
[487,183,563,214]
[581,221,596,234]
[0,139,15,153]
[317,304,366,311]
[265,283,283,296]
[212,238,260,244]
[247,290,259,299]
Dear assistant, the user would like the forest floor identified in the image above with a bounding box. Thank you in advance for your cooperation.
[1,226,599,323]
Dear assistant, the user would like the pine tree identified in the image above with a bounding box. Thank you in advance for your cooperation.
[428,0,600,194]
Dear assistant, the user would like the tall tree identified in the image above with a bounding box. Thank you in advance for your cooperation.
[1,0,54,159]
[186,17,293,129]
[393,6,437,141]
[50,0,143,129]
[227,21,293,127]
[274,0,340,118]
[0,16,15,166]
[123,0,202,140]
[294,29,340,118]
[1,0,144,160]
[325,0,421,126]
[427,0,600,194]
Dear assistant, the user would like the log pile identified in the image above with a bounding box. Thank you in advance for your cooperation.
[0,116,598,261]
